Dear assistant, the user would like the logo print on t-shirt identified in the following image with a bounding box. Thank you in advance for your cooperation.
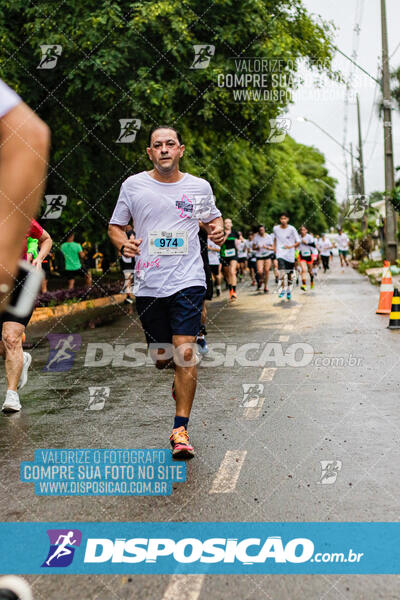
[176,194,193,219]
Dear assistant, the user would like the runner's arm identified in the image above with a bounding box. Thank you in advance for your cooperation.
[200,217,224,246]
[0,102,50,307]
[108,223,142,257]
[33,229,52,268]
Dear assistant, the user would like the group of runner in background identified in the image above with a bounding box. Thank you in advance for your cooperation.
[207,214,350,301]
[191,213,350,356]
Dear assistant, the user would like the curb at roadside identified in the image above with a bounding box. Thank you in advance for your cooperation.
[29,293,129,324]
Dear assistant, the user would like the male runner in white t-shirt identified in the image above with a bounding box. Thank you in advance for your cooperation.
[108,126,223,459]
[273,212,300,300]
[252,224,274,293]
[0,79,50,311]
[335,228,350,267]
[319,233,333,273]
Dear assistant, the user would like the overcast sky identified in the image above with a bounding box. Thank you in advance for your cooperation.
[287,0,400,204]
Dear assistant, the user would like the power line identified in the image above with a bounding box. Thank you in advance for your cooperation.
[335,47,381,85]
[389,39,400,60]
[325,157,348,177]
[300,117,353,157]
[362,67,379,146]
[364,118,380,170]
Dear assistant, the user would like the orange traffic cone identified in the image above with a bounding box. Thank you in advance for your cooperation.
[376,261,394,314]
[388,288,400,329]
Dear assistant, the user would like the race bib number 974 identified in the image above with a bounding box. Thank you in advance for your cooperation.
[149,231,188,255]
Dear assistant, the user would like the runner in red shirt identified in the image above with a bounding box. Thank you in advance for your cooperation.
[1,219,52,412]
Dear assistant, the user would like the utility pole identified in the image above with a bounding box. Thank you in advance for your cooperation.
[381,0,398,263]
[350,142,355,194]
[356,94,368,231]
[350,142,358,205]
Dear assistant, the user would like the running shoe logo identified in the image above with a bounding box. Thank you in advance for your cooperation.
[42,194,67,219]
[317,460,342,485]
[116,119,141,143]
[190,44,215,69]
[42,529,82,567]
[37,45,62,69]
[176,195,193,218]
[43,334,81,372]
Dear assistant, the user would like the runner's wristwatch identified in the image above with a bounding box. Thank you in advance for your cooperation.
[120,244,126,256]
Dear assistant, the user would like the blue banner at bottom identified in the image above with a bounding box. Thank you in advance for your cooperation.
[0,522,399,574]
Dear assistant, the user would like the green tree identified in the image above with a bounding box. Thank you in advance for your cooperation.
[0,0,337,247]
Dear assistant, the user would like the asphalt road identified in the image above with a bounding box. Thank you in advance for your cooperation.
[1,260,400,599]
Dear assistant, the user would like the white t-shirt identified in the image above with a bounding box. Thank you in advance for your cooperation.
[109,171,221,297]
[237,239,247,258]
[273,224,300,262]
[207,239,220,265]
[253,233,274,258]
[0,79,21,118]
[335,233,349,251]
[319,239,332,256]
[246,239,256,258]
[299,233,315,257]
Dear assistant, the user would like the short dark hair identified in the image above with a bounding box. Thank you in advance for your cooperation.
[279,212,289,218]
[148,125,183,147]
[258,224,265,230]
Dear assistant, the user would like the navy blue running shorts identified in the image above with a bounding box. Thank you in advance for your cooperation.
[135,285,206,345]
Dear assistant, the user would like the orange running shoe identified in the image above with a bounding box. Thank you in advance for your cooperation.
[169,426,195,459]
[231,290,238,300]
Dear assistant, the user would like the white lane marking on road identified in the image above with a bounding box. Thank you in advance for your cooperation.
[279,335,289,342]
[162,575,205,600]
[283,323,294,331]
[209,450,247,494]
[259,367,277,381]
[243,397,265,419]
[287,313,297,321]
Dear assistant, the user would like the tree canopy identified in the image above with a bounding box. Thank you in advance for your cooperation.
[0,0,338,248]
